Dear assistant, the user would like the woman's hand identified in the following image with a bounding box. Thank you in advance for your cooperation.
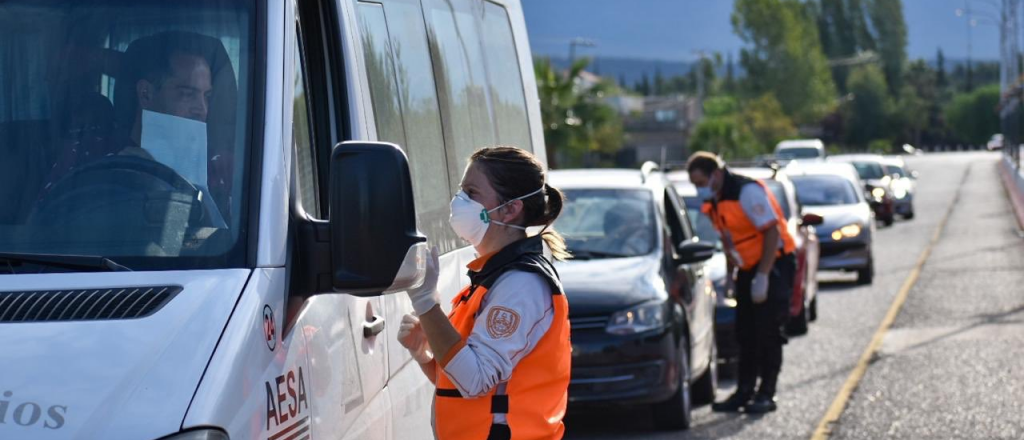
[406,247,441,316]
[398,314,433,364]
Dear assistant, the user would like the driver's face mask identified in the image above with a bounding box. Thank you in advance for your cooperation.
[141,109,208,188]
[449,187,544,247]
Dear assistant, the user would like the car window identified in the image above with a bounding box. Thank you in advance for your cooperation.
[791,175,860,206]
[849,161,886,180]
[555,189,656,258]
[0,0,255,270]
[887,164,906,178]
[683,196,721,245]
[763,180,792,218]
[776,147,820,159]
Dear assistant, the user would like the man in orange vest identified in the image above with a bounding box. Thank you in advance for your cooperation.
[687,151,797,414]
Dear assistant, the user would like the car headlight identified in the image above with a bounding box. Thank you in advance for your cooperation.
[606,301,666,335]
[157,429,229,440]
[830,223,862,241]
[871,187,886,199]
[892,187,907,199]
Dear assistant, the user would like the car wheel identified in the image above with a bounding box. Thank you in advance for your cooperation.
[883,214,895,227]
[652,341,692,430]
[857,258,874,285]
[904,210,915,220]
[692,333,717,405]
[809,295,818,322]
[786,304,809,336]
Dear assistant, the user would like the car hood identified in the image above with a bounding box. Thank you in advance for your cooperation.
[803,204,872,234]
[555,255,665,316]
[0,270,250,439]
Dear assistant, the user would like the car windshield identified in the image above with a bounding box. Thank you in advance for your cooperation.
[887,164,907,178]
[0,0,256,272]
[555,189,657,258]
[776,147,820,159]
[849,161,886,180]
[682,197,721,245]
[763,180,792,218]
[792,175,860,206]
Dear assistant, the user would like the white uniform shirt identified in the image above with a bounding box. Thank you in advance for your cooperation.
[441,270,555,422]
[738,182,783,248]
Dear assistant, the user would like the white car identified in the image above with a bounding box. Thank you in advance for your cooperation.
[987,134,1004,151]
[0,1,541,439]
[775,139,826,163]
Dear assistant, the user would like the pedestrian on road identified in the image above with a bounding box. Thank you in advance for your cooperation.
[399,146,572,439]
[687,151,797,414]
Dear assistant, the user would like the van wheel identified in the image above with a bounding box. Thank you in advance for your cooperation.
[653,342,691,430]
[857,258,874,285]
[809,296,818,322]
[692,334,717,405]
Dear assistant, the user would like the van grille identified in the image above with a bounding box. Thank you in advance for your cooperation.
[0,286,181,323]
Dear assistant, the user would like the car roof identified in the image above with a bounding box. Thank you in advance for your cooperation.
[776,139,824,150]
[731,167,779,181]
[549,169,662,191]
[784,161,860,182]
[828,154,887,163]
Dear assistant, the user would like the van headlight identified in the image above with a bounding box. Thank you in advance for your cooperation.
[830,223,862,241]
[157,429,229,440]
[606,301,666,335]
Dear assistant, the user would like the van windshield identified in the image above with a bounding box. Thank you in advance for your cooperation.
[0,0,257,272]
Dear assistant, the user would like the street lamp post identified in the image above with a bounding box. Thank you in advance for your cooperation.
[956,0,1003,91]
[568,37,596,65]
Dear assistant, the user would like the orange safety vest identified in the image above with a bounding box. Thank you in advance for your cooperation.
[434,236,571,440]
[702,169,795,271]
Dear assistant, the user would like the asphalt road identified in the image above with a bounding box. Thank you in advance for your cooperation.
[564,152,1024,440]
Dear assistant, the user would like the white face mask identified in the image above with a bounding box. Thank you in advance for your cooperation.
[448,187,544,246]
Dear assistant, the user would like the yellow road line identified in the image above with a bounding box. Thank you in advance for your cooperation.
[810,165,967,440]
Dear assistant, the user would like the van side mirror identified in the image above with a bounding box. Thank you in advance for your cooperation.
[800,213,824,226]
[329,141,426,295]
[676,240,716,264]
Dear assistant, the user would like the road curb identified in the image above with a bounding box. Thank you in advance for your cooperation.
[998,158,1024,231]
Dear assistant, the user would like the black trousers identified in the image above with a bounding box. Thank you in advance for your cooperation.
[734,253,796,399]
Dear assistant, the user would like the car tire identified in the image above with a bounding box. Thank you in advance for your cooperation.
[904,210,915,220]
[883,215,895,227]
[652,341,692,430]
[809,295,818,322]
[787,304,809,336]
[857,258,874,285]
[692,334,717,405]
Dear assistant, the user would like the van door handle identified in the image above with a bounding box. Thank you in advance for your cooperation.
[363,315,385,338]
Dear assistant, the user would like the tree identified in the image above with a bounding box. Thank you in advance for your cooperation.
[733,0,837,123]
[867,0,907,95]
[689,95,796,159]
[654,66,665,96]
[534,57,624,168]
[844,65,890,146]
[936,49,948,91]
[724,53,737,94]
[742,94,798,149]
[944,84,1000,144]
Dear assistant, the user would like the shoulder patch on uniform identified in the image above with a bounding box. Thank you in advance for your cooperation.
[486,306,521,339]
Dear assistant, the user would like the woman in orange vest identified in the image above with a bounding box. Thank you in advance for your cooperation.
[687,151,797,415]
[399,146,571,440]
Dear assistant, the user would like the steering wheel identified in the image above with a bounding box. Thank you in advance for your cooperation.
[32,154,207,227]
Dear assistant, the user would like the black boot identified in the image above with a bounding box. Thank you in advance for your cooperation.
[711,391,752,412]
[744,394,777,414]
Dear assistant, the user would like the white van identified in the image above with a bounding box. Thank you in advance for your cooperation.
[0,0,544,439]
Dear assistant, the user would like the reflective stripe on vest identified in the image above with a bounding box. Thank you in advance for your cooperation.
[703,178,795,270]
[434,258,570,440]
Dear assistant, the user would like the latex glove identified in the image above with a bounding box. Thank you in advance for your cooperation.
[406,247,440,316]
[751,272,769,304]
[398,314,432,364]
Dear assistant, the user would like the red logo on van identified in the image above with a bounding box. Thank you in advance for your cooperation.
[263,305,276,351]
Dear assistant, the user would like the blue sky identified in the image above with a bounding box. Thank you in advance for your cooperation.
[522,0,1002,62]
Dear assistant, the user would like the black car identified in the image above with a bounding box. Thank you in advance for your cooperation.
[550,167,717,430]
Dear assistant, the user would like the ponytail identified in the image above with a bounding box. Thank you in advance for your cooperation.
[538,184,570,261]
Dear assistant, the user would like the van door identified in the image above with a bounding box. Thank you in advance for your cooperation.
[289,1,390,438]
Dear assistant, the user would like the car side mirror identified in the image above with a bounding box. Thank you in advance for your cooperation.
[676,240,716,264]
[329,141,427,295]
[800,213,824,226]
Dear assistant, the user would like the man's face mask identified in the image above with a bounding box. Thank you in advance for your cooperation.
[141,109,208,188]
[697,172,717,200]
[448,187,544,247]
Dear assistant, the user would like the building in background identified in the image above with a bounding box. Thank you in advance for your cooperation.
[606,94,702,166]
